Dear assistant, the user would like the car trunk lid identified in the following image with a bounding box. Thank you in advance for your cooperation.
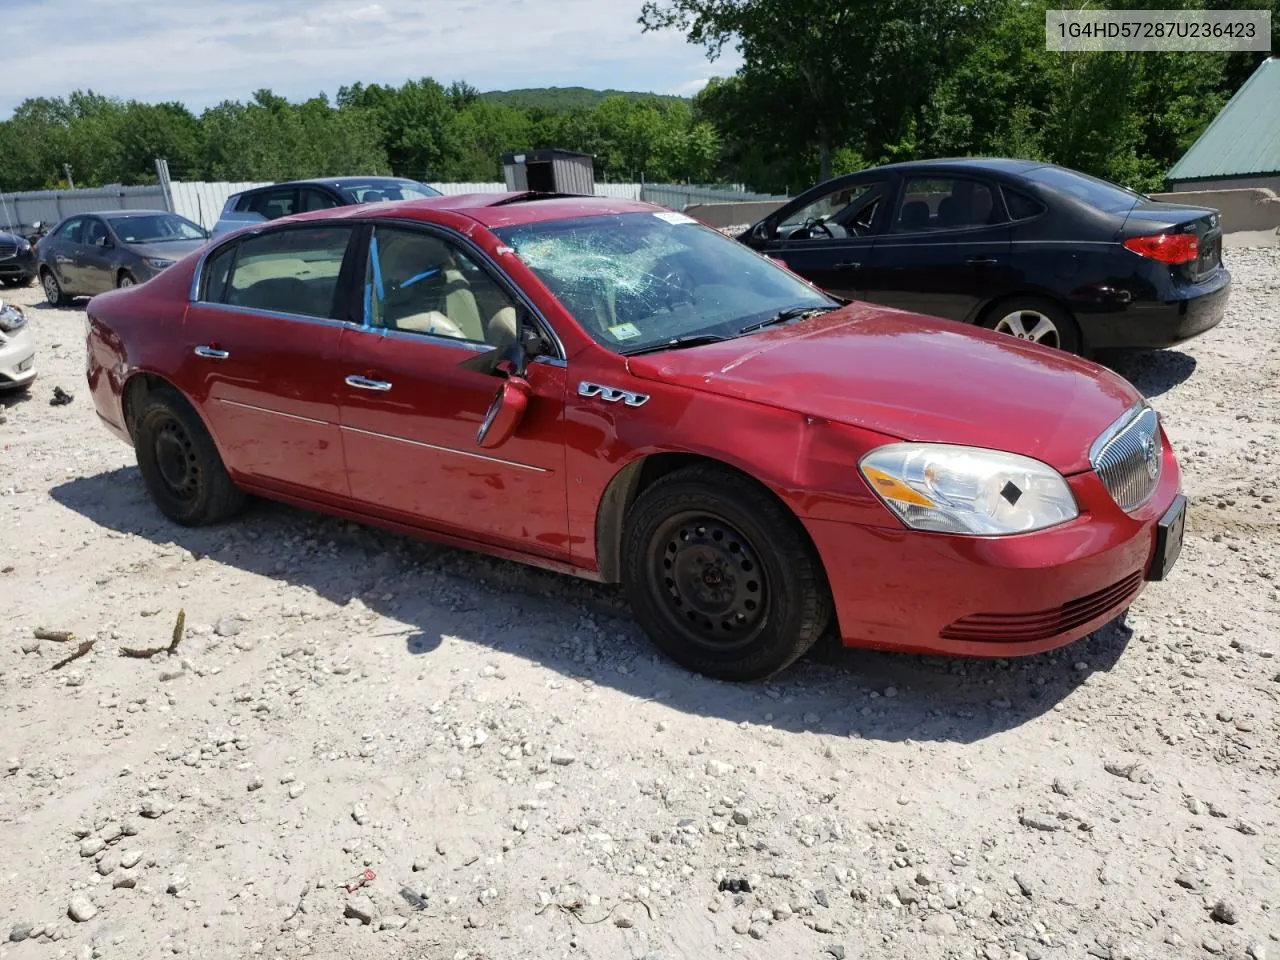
[1120,201,1224,283]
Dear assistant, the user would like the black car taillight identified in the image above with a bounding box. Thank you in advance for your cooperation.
[1123,232,1199,265]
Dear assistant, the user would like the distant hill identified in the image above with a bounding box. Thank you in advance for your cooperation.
[480,86,688,112]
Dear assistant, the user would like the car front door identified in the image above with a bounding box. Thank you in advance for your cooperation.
[79,217,116,294]
[860,175,1014,322]
[336,222,570,560]
[179,223,358,499]
[744,177,888,300]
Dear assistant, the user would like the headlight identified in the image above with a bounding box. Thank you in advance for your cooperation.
[859,443,1078,535]
[17,239,30,252]
[143,257,175,269]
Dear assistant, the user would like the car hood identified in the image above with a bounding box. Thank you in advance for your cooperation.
[127,239,208,262]
[624,304,1144,474]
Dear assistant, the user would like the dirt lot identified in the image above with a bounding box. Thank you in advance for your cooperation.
[1,249,1278,960]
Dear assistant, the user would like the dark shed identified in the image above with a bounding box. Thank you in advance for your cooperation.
[500,149,596,195]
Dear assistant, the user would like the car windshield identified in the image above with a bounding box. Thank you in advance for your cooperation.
[492,211,835,354]
[110,214,207,244]
[337,179,443,204]
[1022,165,1147,213]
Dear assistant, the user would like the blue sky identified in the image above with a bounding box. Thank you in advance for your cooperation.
[0,0,742,116]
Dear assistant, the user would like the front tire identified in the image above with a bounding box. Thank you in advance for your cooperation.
[980,296,1082,355]
[622,465,832,681]
[117,271,137,289]
[133,386,245,526]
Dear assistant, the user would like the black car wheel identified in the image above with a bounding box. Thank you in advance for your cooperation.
[117,272,137,289]
[622,464,832,681]
[133,386,245,526]
[980,296,1082,354]
[41,270,69,307]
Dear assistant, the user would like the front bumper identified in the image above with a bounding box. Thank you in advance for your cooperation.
[0,250,36,282]
[0,323,37,389]
[806,439,1183,657]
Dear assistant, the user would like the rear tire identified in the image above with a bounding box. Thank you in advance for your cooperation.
[133,385,245,526]
[41,269,69,307]
[980,296,1082,355]
[621,464,832,681]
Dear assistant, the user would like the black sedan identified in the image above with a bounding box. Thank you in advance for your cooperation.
[0,229,37,288]
[37,210,210,305]
[736,159,1230,355]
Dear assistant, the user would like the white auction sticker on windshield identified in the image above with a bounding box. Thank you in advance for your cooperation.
[653,211,697,225]
[609,322,642,341]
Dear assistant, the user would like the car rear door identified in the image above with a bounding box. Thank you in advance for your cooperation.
[180,223,358,499]
[336,222,570,559]
[860,174,1014,322]
[745,176,888,299]
[45,217,85,293]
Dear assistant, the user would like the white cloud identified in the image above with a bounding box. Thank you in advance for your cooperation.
[0,0,743,115]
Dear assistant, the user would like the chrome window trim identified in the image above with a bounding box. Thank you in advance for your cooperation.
[191,300,357,330]
[340,424,550,473]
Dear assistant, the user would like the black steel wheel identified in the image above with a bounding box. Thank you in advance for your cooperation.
[648,511,770,652]
[133,385,245,526]
[622,464,832,681]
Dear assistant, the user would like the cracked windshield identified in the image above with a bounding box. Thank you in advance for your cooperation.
[493,211,834,354]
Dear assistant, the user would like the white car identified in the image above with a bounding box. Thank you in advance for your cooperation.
[0,300,36,393]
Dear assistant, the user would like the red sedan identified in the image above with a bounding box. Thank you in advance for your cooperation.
[84,193,1187,681]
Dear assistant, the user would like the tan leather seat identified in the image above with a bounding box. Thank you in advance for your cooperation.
[440,268,484,342]
[487,306,517,345]
[394,310,465,338]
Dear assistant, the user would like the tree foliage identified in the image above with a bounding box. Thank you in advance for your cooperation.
[1,0,1275,196]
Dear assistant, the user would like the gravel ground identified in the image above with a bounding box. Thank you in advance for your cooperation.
[1,248,1278,960]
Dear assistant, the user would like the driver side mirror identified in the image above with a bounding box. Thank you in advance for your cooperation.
[748,221,771,244]
[96,236,112,249]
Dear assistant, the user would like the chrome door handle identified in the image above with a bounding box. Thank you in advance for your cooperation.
[194,345,229,359]
[834,260,861,269]
[345,375,392,392]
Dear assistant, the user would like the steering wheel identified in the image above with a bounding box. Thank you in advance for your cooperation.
[802,216,835,239]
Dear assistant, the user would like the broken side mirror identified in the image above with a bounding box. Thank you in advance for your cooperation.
[476,373,531,448]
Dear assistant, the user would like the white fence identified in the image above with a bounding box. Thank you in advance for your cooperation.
[2,179,782,232]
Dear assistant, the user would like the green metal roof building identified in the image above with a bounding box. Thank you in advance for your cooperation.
[1166,57,1280,192]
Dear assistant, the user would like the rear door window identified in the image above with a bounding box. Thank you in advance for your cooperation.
[200,226,354,320]
[892,178,1001,233]
[239,188,299,221]
[300,188,343,213]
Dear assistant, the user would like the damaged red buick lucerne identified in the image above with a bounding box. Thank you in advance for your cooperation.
[83,193,1187,681]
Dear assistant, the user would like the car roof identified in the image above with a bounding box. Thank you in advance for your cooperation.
[97,209,179,219]
[297,192,663,228]
[244,175,420,191]
[860,157,1050,176]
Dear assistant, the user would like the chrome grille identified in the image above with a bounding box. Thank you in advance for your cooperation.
[1090,403,1162,512]
[0,241,17,259]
